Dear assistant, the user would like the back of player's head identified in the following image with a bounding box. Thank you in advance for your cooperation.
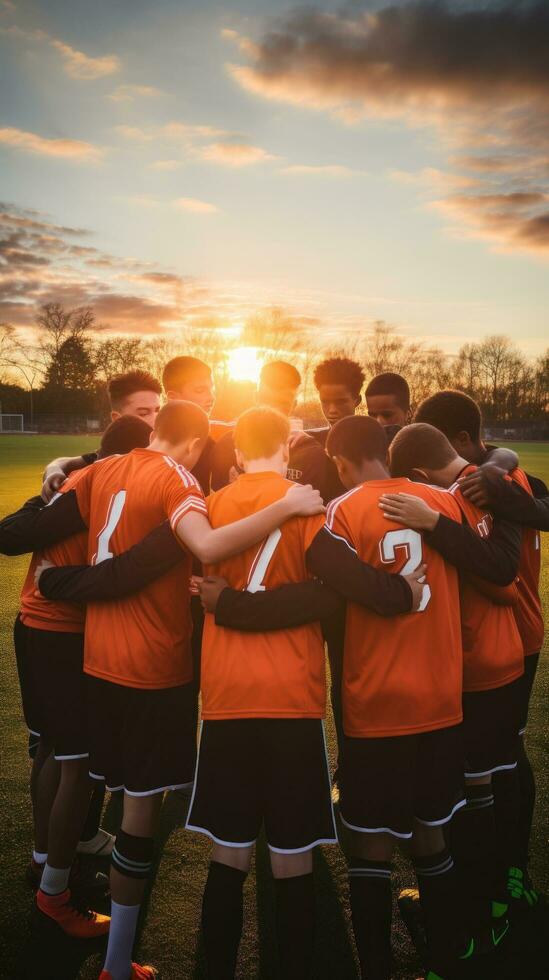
[365,372,410,412]
[234,406,290,460]
[98,416,153,458]
[389,423,457,478]
[107,370,161,411]
[414,390,482,442]
[162,356,211,393]
[326,415,388,465]
[153,400,209,445]
[259,360,301,391]
[313,357,365,399]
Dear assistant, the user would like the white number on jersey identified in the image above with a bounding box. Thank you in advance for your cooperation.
[379,528,431,612]
[94,490,127,564]
[246,529,282,593]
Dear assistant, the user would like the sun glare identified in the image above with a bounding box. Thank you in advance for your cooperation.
[227,346,262,384]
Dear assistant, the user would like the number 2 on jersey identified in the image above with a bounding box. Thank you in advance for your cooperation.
[379,528,431,612]
[94,490,126,564]
[246,529,282,593]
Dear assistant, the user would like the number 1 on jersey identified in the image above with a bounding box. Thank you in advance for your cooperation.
[380,528,431,612]
[94,490,126,564]
[247,529,282,593]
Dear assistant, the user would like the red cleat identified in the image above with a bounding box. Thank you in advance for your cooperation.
[36,888,110,938]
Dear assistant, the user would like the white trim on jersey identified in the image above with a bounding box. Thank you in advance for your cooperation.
[414,798,467,827]
[464,761,518,779]
[170,495,208,530]
[54,752,89,762]
[325,484,363,531]
[339,813,413,840]
[163,454,203,494]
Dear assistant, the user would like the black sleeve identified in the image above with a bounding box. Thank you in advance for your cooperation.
[210,433,239,491]
[38,520,184,602]
[213,580,344,632]
[425,514,521,584]
[305,527,412,616]
[288,439,333,502]
[81,451,99,466]
[474,472,549,532]
[0,490,85,555]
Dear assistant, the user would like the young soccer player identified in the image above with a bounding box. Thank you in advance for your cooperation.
[322,415,513,980]
[365,372,410,428]
[414,389,544,909]
[309,356,365,441]
[41,370,162,501]
[1,401,326,980]
[386,422,524,936]
[210,360,331,498]
[14,417,152,938]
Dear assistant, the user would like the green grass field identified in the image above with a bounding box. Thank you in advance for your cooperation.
[0,436,547,980]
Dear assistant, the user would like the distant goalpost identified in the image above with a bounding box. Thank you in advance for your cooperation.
[0,414,24,433]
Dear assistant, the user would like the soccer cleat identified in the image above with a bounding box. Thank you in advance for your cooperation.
[26,855,110,897]
[99,964,159,979]
[77,827,115,857]
[398,887,428,965]
[36,888,110,938]
[506,866,541,912]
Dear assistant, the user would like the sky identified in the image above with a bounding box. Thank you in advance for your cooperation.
[1,0,548,356]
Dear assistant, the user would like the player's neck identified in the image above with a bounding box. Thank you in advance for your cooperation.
[244,457,285,476]
[356,459,391,483]
[436,456,471,486]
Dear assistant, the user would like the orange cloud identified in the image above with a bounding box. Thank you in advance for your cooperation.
[201,141,277,166]
[0,127,102,162]
[280,164,366,177]
[3,25,120,79]
[108,83,165,102]
[173,197,219,214]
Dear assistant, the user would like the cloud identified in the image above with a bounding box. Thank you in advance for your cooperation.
[0,127,102,162]
[390,167,480,190]
[173,197,219,214]
[280,163,366,177]
[431,191,549,255]
[2,24,120,78]
[108,83,165,103]
[226,2,549,257]
[149,159,183,171]
[200,141,277,166]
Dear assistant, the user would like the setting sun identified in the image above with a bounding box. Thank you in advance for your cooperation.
[227,346,263,384]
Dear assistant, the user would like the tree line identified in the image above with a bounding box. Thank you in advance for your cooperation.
[0,304,547,427]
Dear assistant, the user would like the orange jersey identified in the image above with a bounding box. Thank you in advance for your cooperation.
[209,419,234,442]
[450,466,524,692]
[326,478,463,738]
[201,471,326,720]
[74,448,207,689]
[510,467,543,655]
[20,469,89,633]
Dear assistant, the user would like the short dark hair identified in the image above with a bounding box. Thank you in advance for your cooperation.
[162,356,211,393]
[389,423,457,478]
[98,416,153,458]
[107,370,161,410]
[235,406,290,460]
[260,360,301,390]
[365,372,410,411]
[326,415,388,466]
[313,357,365,398]
[414,390,482,442]
[153,400,209,445]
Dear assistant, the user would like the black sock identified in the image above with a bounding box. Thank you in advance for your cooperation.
[492,768,521,901]
[414,849,462,975]
[274,872,315,980]
[79,783,106,842]
[448,784,497,926]
[348,858,392,980]
[201,861,246,980]
[516,739,536,870]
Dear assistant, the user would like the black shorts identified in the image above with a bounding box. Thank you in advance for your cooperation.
[186,719,337,852]
[462,678,522,778]
[86,675,197,795]
[517,653,540,736]
[339,724,466,839]
[14,615,88,760]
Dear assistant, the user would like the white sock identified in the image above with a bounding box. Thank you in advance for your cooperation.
[103,901,140,980]
[39,863,71,896]
[32,850,47,865]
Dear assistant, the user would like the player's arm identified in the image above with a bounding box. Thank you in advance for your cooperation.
[379,493,520,585]
[485,446,519,472]
[174,483,325,565]
[0,490,85,555]
[41,453,95,502]
[467,576,519,607]
[199,575,344,631]
[304,526,424,615]
[37,521,183,602]
[460,467,549,531]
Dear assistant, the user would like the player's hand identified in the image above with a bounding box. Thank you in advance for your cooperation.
[284,482,325,516]
[403,563,427,612]
[199,576,229,613]
[34,559,55,589]
[459,464,506,508]
[287,431,314,450]
[41,467,66,502]
[379,493,439,531]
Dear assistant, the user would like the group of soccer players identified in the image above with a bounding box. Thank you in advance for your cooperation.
[1,352,547,980]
